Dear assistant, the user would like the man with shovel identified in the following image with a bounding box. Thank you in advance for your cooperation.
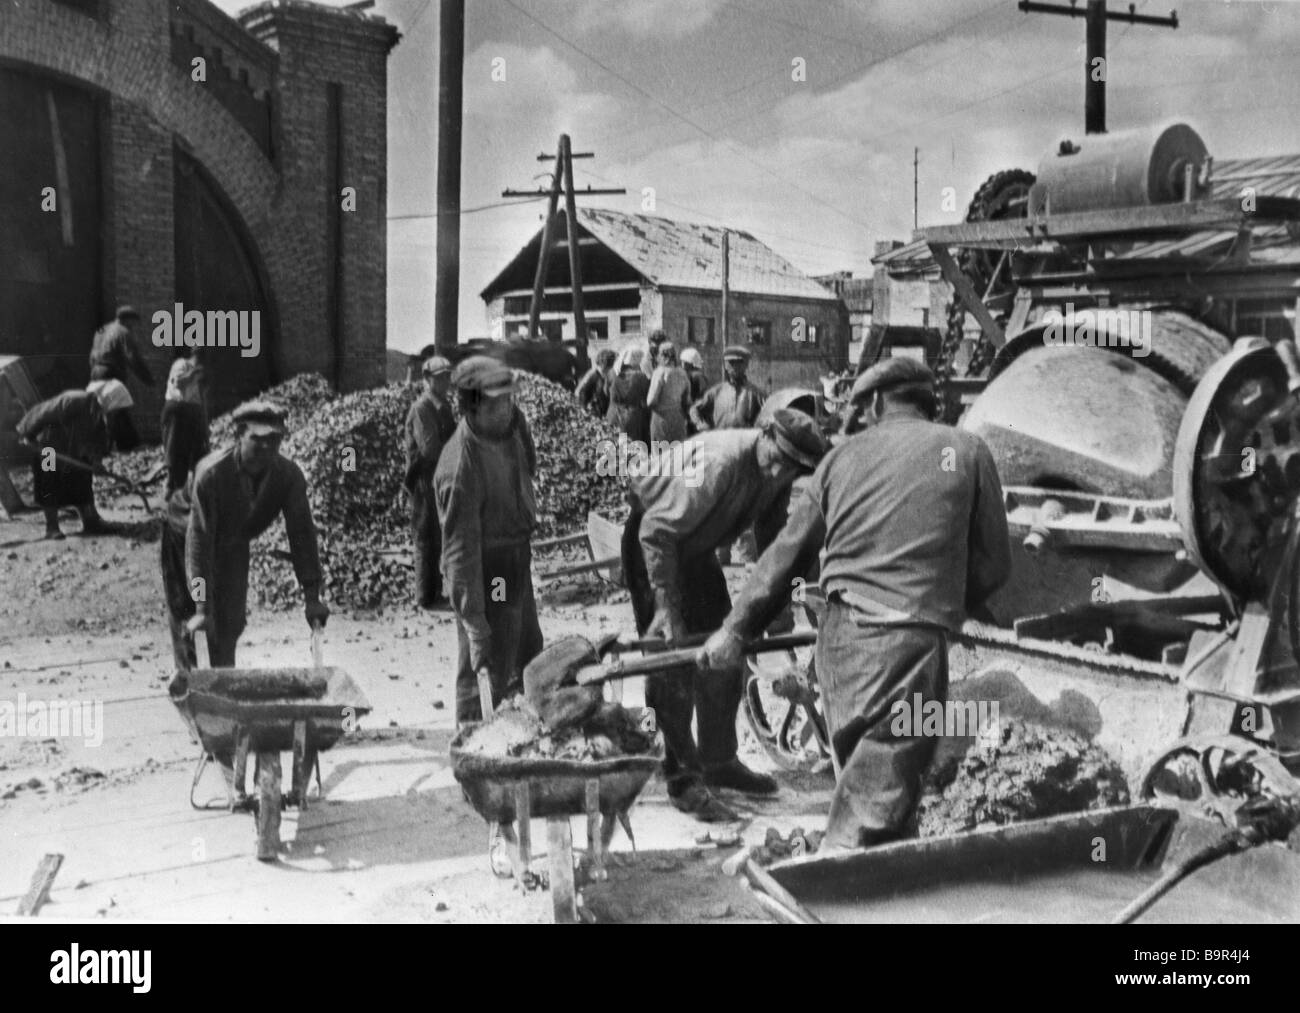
[435,357,544,726]
[185,402,328,667]
[699,359,1011,850]
[16,387,112,539]
[404,354,456,609]
[623,408,826,822]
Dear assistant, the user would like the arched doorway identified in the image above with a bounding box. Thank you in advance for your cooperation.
[173,145,276,418]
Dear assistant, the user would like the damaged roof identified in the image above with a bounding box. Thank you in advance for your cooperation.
[481,207,837,302]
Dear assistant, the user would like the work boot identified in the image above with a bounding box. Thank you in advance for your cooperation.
[669,782,739,823]
[704,758,779,796]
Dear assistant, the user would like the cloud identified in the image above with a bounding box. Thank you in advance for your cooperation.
[572,0,728,37]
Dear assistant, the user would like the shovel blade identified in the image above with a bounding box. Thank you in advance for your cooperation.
[523,636,605,730]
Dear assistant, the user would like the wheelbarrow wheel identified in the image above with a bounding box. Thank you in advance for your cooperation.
[256,751,282,862]
[740,651,832,774]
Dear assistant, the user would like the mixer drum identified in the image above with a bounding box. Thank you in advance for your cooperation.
[963,344,1185,499]
[1033,121,1210,215]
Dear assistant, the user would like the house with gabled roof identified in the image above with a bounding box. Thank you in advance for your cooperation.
[480,207,848,390]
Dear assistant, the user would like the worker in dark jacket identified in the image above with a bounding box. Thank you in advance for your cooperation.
[689,346,764,432]
[700,359,1012,850]
[185,402,328,667]
[624,409,827,822]
[89,305,154,451]
[404,355,457,608]
[576,349,616,419]
[17,389,111,539]
[434,356,544,724]
[681,347,709,436]
[606,346,651,446]
[160,357,209,672]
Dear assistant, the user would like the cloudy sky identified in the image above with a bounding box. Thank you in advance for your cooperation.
[216,0,1300,352]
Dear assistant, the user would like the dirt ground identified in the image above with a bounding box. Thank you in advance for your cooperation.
[0,498,833,923]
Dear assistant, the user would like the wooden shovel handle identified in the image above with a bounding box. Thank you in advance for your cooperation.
[574,631,816,685]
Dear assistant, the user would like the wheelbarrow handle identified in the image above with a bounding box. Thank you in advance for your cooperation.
[574,631,816,685]
[310,624,324,670]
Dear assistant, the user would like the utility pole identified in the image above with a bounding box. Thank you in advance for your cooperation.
[721,231,730,346]
[913,147,919,230]
[1018,0,1178,134]
[434,0,464,355]
[503,135,624,362]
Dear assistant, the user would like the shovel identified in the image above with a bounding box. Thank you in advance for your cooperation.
[523,631,817,731]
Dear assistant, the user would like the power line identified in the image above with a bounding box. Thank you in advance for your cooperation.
[496,0,875,230]
[387,196,546,221]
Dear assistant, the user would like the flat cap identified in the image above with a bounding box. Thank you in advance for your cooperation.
[232,400,288,436]
[722,345,751,361]
[850,356,935,402]
[765,407,827,471]
[422,354,452,376]
[452,355,515,395]
[680,348,704,369]
[115,304,140,321]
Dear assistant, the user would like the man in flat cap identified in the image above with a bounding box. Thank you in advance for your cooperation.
[623,408,827,822]
[89,305,154,451]
[689,345,765,433]
[405,355,457,608]
[434,356,543,724]
[185,401,328,667]
[700,357,1011,849]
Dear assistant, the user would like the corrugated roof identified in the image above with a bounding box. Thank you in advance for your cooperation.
[576,208,837,301]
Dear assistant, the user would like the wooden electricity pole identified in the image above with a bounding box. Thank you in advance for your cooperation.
[1018,0,1178,134]
[434,0,465,355]
[503,135,624,364]
[720,231,730,346]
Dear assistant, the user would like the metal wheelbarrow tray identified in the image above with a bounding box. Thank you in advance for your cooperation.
[449,713,664,922]
[765,804,1300,924]
[170,664,371,860]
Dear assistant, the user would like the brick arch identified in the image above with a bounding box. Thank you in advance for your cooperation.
[0,2,279,229]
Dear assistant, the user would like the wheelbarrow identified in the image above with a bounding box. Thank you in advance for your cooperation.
[169,628,371,861]
[450,695,663,924]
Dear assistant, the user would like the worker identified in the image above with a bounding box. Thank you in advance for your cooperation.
[16,388,111,539]
[404,354,457,609]
[89,305,154,451]
[698,359,1011,851]
[689,345,765,432]
[160,357,210,672]
[434,356,544,725]
[680,348,709,436]
[576,348,616,419]
[606,346,651,446]
[624,408,827,822]
[646,341,691,442]
[185,402,328,667]
[641,330,669,378]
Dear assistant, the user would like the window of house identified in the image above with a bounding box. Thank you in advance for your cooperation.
[1234,299,1294,342]
[747,319,771,344]
[688,316,715,345]
[586,318,609,340]
[620,315,642,336]
[539,319,563,341]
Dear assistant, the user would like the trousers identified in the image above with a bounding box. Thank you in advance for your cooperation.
[817,600,948,849]
[410,480,442,606]
[454,543,544,723]
[621,509,742,794]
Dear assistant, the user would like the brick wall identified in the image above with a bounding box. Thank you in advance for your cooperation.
[0,0,399,437]
[655,288,847,391]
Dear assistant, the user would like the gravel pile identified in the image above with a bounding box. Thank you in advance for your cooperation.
[917,718,1130,837]
[111,371,628,611]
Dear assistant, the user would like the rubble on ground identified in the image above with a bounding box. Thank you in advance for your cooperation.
[917,718,1130,837]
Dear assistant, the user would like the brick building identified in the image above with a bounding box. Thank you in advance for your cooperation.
[481,208,848,391]
[0,0,399,433]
